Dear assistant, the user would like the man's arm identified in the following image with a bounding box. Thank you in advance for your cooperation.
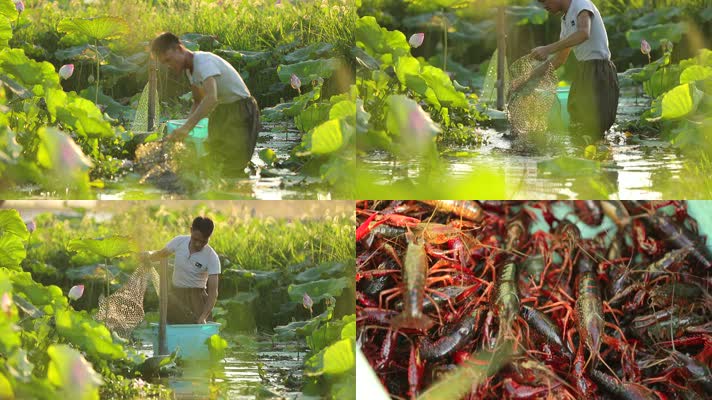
[198,274,219,323]
[531,10,592,60]
[141,247,172,262]
[190,84,204,114]
[183,76,218,131]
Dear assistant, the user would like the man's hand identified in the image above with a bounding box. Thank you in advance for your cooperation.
[139,251,153,264]
[530,45,552,61]
[169,125,190,142]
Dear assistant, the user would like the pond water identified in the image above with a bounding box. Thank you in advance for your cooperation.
[8,123,334,200]
[360,91,687,199]
[98,123,333,200]
[133,328,305,399]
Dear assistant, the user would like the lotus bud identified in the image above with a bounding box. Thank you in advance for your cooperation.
[1,292,12,317]
[25,220,36,233]
[59,64,75,80]
[68,285,85,300]
[302,292,313,313]
[14,0,24,13]
[290,74,301,91]
[409,33,425,48]
[640,39,651,55]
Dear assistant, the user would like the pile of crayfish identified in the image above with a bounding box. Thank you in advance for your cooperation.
[356,200,712,400]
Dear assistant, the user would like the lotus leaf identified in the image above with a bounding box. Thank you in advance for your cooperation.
[288,278,349,304]
[660,82,703,119]
[67,236,138,259]
[507,5,549,26]
[57,17,129,43]
[55,309,125,359]
[304,338,354,376]
[680,65,712,84]
[284,42,334,63]
[356,16,410,62]
[625,23,686,50]
[0,209,29,240]
[0,234,25,268]
[47,344,103,400]
[277,58,344,84]
[0,48,60,91]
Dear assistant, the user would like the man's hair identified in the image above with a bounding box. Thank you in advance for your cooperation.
[192,217,215,237]
[151,32,181,56]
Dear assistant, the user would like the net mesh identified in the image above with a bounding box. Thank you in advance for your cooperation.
[94,264,160,338]
[134,141,187,192]
[506,54,558,134]
[131,82,161,134]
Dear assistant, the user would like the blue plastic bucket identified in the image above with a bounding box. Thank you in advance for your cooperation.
[548,86,570,129]
[151,322,221,359]
[166,118,209,157]
[556,86,570,125]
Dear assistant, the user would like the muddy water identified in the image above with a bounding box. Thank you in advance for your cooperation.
[96,123,333,200]
[133,330,304,399]
[360,93,685,199]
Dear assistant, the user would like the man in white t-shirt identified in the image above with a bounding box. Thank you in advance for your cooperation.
[142,216,221,324]
[151,32,260,177]
[512,0,619,141]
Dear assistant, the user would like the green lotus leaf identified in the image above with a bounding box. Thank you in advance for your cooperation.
[67,236,138,258]
[57,17,130,42]
[47,344,103,400]
[288,277,349,303]
[0,209,29,240]
[661,82,703,119]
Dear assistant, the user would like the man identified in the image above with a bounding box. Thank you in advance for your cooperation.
[512,0,619,141]
[151,32,260,176]
[142,216,220,324]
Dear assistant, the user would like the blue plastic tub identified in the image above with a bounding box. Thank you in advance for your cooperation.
[151,322,221,359]
[548,86,571,129]
[166,118,209,157]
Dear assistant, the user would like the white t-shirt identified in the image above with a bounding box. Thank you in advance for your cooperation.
[186,51,251,104]
[560,0,610,61]
[165,235,221,288]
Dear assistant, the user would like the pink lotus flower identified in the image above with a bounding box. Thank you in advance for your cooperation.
[409,33,425,48]
[640,39,651,55]
[68,285,84,300]
[290,74,301,91]
[25,220,36,233]
[302,292,313,313]
[1,292,12,317]
[14,0,24,13]
[59,64,74,80]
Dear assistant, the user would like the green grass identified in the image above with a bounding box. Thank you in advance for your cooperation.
[16,0,355,53]
[24,202,355,285]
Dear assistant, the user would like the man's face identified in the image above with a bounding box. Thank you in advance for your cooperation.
[157,46,184,73]
[190,229,209,252]
[538,0,562,14]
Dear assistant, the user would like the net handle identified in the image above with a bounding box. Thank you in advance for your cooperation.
[158,258,168,355]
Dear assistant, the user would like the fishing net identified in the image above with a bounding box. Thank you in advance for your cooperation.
[134,141,188,192]
[94,264,160,338]
[506,54,558,134]
[131,82,161,134]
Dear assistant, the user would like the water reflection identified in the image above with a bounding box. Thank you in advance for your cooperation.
[135,334,304,399]
[360,95,684,199]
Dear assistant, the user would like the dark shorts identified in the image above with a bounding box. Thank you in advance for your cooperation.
[167,283,211,324]
[568,59,620,139]
[206,96,261,177]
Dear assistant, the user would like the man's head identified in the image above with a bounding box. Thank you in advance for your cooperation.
[537,0,567,14]
[190,216,214,251]
[151,32,188,73]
